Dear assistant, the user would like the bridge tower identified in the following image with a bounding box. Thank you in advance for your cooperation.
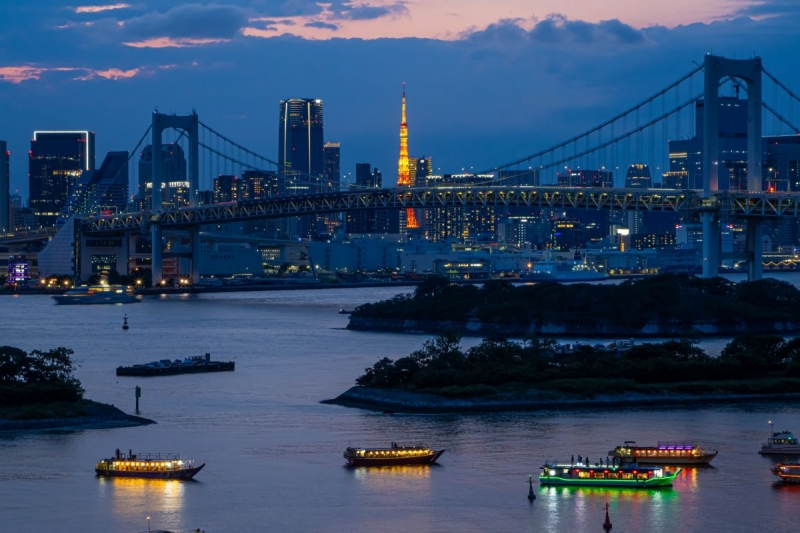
[150,112,200,284]
[701,55,763,280]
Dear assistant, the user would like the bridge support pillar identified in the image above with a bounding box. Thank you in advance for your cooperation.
[701,211,720,278]
[746,219,764,281]
[151,224,163,285]
[191,227,201,284]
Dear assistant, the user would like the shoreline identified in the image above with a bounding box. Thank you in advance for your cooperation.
[0,399,156,432]
[323,386,800,414]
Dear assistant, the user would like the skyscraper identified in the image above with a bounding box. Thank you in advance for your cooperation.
[279,98,324,193]
[279,98,324,238]
[397,85,418,229]
[625,164,652,188]
[29,130,95,227]
[0,141,8,233]
[56,151,129,225]
[323,142,341,191]
[137,143,187,209]
[213,175,240,203]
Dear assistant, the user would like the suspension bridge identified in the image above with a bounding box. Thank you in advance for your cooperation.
[72,54,800,283]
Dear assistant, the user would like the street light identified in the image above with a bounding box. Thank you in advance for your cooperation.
[147,516,151,532]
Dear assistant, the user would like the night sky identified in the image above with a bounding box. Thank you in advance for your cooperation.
[2,1,799,199]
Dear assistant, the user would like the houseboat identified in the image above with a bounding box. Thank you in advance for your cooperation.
[344,443,444,466]
[539,461,680,488]
[95,450,205,480]
[609,441,718,465]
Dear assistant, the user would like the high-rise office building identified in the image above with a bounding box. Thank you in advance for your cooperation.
[279,98,324,238]
[241,170,280,200]
[323,142,341,191]
[347,165,387,234]
[0,141,8,233]
[625,164,652,188]
[29,130,95,227]
[56,151,129,225]
[137,143,188,209]
[279,98,324,192]
[213,175,240,203]
[556,169,613,187]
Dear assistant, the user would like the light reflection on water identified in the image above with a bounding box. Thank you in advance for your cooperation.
[97,477,187,524]
[2,283,800,532]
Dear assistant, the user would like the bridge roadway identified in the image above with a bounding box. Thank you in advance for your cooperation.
[80,186,800,235]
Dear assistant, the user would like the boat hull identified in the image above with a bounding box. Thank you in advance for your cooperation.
[539,475,676,488]
[116,362,234,377]
[772,464,800,483]
[53,295,139,305]
[633,455,716,465]
[345,450,444,467]
[759,448,800,455]
[95,463,205,480]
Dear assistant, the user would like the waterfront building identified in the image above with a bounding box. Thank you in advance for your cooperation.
[56,151,129,225]
[0,141,8,233]
[213,175,240,203]
[137,143,188,210]
[29,130,95,227]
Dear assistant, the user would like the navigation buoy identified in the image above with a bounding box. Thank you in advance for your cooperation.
[603,503,612,530]
[528,474,536,501]
[122,314,129,330]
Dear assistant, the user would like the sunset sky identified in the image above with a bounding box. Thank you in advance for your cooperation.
[2,1,800,196]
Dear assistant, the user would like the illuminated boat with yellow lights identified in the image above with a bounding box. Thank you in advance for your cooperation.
[609,441,718,465]
[771,463,800,484]
[344,443,445,466]
[95,450,205,480]
[539,461,680,488]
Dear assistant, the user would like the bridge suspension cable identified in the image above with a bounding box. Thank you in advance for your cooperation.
[478,64,704,175]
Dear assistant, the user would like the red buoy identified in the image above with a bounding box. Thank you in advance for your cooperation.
[603,503,612,530]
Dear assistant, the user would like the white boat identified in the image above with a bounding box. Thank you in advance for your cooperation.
[520,260,608,283]
[759,422,800,455]
[53,285,140,305]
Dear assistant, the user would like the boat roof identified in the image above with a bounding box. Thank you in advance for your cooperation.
[541,462,667,471]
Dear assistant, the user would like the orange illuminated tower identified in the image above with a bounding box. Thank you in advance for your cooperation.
[397,84,419,229]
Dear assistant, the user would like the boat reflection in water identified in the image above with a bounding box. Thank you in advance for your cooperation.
[97,477,186,525]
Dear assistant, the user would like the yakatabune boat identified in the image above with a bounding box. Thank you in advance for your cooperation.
[95,450,205,480]
[344,443,445,466]
[609,441,718,465]
[539,461,681,488]
[771,463,800,484]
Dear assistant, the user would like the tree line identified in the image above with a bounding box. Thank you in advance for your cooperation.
[0,346,84,406]
[351,275,800,329]
[355,333,800,395]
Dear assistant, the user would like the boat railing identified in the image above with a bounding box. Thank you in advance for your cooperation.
[656,441,696,449]
[121,452,182,461]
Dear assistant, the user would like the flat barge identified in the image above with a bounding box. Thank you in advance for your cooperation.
[116,353,234,377]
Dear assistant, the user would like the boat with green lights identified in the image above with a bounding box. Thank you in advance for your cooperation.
[539,461,680,488]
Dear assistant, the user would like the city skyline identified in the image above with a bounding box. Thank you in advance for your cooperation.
[2,1,800,201]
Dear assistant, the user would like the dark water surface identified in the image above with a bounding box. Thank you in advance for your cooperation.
[1,285,798,532]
